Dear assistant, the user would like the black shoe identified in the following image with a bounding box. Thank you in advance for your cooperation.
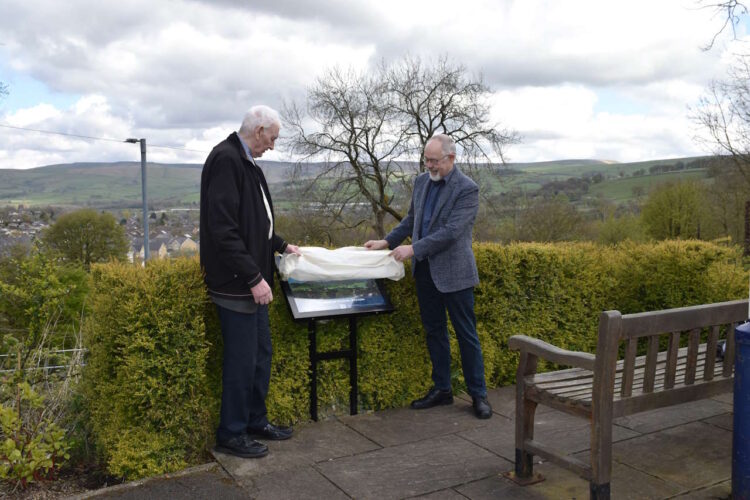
[215,434,268,458]
[249,423,293,441]
[410,387,454,409]
[472,396,492,419]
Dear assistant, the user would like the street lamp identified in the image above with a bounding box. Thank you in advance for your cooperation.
[125,137,149,262]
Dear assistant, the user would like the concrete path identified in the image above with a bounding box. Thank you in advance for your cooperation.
[80,386,735,499]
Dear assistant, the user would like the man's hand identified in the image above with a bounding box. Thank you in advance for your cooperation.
[285,244,302,256]
[251,279,273,305]
[390,245,414,262]
[364,239,389,250]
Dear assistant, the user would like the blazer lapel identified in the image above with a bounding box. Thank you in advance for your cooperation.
[427,171,458,231]
[413,175,429,240]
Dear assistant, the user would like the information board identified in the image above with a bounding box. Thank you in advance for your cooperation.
[278,276,394,321]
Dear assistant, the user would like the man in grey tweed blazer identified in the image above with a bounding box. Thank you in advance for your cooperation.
[365,134,492,419]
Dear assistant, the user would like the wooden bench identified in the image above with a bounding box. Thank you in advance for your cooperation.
[506,299,746,500]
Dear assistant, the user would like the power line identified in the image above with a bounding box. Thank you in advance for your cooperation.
[0,122,208,153]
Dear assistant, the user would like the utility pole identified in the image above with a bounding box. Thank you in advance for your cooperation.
[125,138,149,262]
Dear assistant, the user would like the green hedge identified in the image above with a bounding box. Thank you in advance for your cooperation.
[82,240,747,478]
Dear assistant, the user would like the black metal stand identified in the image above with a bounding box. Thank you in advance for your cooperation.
[308,317,358,421]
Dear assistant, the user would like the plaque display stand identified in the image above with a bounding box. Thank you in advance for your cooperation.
[276,271,394,421]
[307,316,358,421]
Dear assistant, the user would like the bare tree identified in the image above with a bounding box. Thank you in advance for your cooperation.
[699,0,748,50]
[694,55,750,188]
[283,67,409,237]
[385,55,518,171]
[282,56,518,238]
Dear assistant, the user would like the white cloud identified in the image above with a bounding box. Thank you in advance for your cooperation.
[0,0,744,168]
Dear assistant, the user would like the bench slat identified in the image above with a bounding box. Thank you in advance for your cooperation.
[704,325,719,381]
[643,336,659,393]
[619,300,747,339]
[621,337,637,397]
[685,329,700,385]
[665,332,679,389]
[552,362,727,403]
[531,343,714,392]
[528,349,728,403]
[524,439,592,481]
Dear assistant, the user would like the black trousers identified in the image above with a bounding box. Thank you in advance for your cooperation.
[216,304,272,441]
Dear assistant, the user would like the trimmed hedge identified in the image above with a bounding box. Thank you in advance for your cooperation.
[83,240,747,478]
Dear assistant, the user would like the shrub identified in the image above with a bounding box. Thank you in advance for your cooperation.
[83,258,215,480]
[0,248,86,491]
[0,381,71,489]
[83,241,746,478]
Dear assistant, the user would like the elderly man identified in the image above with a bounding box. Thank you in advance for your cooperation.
[365,134,492,419]
[200,105,301,458]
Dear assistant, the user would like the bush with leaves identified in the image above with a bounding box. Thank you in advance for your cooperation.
[0,246,88,357]
[0,247,88,491]
[0,380,71,489]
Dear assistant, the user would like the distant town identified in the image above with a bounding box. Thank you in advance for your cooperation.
[0,205,200,261]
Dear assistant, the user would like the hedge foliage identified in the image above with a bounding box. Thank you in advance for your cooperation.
[83,240,747,478]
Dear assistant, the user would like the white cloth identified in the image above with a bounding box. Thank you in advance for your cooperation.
[278,246,405,282]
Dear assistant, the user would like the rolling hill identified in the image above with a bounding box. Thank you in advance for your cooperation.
[0,156,717,208]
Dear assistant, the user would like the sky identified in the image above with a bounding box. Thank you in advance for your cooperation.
[0,0,747,169]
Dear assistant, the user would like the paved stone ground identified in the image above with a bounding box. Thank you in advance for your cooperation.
[78,387,735,499]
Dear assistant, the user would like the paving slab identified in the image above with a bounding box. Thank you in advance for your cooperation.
[213,418,380,480]
[458,408,638,463]
[115,385,735,500]
[711,392,733,405]
[77,464,249,500]
[672,479,731,499]
[456,458,684,500]
[456,386,555,419]
[340,400,495,447]
[613,398,733,434]
[242,465,349,499]
[316,434,511,499]
[412,488,468,499]
[703,412,733,432]
[610,421,733,490]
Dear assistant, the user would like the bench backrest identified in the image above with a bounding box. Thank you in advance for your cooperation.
[593,299,747,401]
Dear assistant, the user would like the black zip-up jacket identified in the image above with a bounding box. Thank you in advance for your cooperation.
[199,132,287,299]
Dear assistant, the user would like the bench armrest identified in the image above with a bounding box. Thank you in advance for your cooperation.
[508,335,596,371]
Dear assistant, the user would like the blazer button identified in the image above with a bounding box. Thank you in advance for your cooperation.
[234,274,238,278]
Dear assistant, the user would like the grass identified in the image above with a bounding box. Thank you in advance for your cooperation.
[0,156,719,208]
[588,169,708,202]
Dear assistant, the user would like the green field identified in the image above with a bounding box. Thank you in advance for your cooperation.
[0,156,720,209]
[588,169,708,202]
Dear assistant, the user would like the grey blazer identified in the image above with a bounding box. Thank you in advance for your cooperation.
[385,167,479,293]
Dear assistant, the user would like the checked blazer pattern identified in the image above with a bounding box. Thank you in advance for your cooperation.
[385,167,480,293]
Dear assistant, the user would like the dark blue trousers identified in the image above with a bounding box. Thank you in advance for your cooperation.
[216,304,271,441]
[414,261,487,398]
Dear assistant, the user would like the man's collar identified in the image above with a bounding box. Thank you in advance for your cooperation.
[441,166,457,183]
[237,133,254,162]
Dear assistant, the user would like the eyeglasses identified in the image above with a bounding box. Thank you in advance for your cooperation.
[424,154,450,165]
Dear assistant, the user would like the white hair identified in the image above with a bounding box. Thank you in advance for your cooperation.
[239,105,281,134]
[426,134,456,156]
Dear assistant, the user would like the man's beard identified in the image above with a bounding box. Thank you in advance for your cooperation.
[429,172,442,181]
